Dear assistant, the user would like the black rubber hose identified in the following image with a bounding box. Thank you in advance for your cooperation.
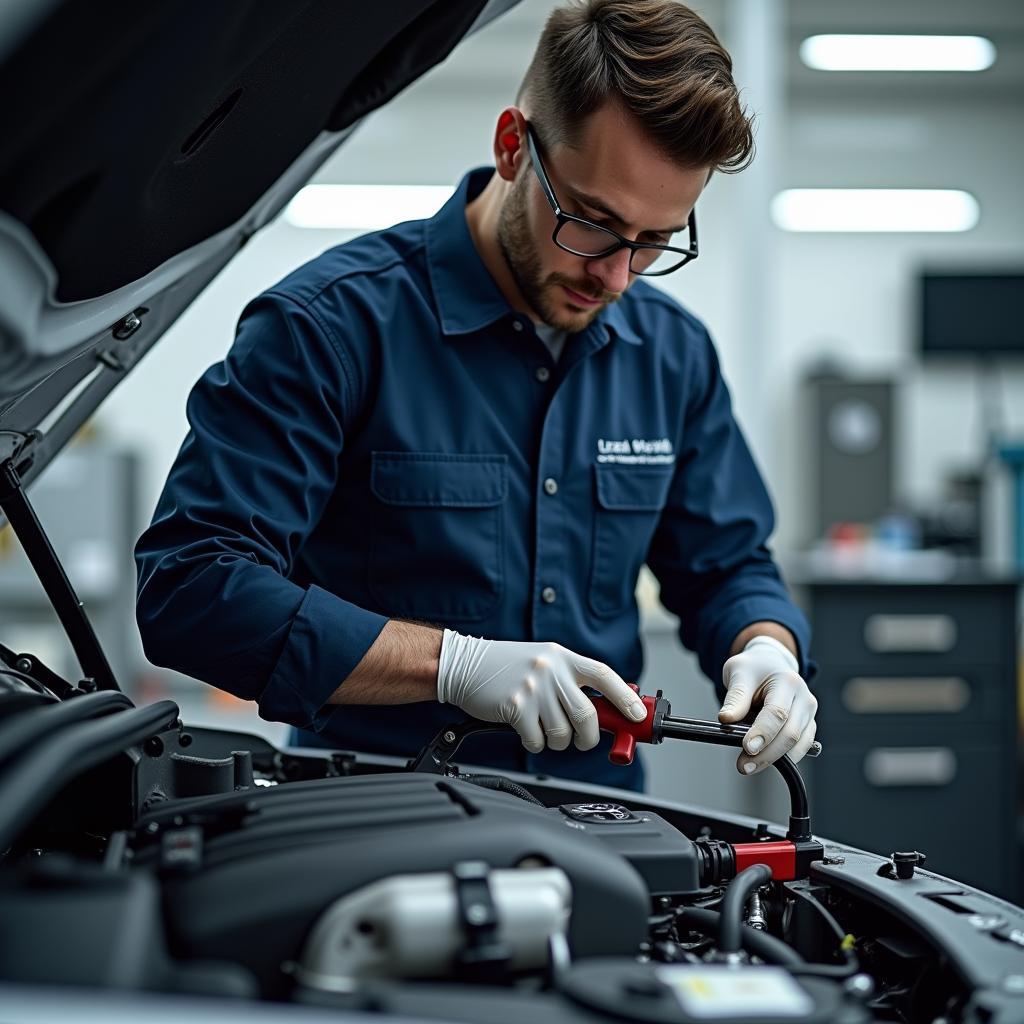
[457,773,545,805]
[677,907,805,967]
[0,690,134,768]
[0,700,180,853]
[719,864,774,954]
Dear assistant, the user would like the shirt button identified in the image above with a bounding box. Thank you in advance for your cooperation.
[543,477,558,496]
[535,366,550,382]
[541,586,557,604]
[512,320,524,332]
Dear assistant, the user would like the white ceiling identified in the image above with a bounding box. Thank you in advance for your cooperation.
[423,0,1024,98]
[317,0,1023,185]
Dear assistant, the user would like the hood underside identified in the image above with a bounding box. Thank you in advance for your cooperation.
[0,0,514,485]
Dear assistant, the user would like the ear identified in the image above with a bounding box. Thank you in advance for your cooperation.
[491,107,528,183]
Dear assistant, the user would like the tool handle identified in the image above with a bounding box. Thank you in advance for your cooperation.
[590,684,656,766]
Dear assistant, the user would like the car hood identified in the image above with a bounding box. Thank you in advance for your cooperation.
[0,0,516,488]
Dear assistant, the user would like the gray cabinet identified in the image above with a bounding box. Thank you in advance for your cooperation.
[796,577,1019,901]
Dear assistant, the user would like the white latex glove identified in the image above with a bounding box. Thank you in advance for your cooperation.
[718,635,818,775]
[437,630,648,753]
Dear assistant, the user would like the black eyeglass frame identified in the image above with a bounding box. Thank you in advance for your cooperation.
[524,123,699,277]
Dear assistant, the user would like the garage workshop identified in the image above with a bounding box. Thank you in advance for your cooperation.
[1,2,1023,1022]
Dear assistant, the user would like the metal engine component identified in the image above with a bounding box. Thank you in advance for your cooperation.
[293,864,571,988]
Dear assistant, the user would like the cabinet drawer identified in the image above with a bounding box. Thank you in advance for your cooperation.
[812,665,1014,726]
[809,584,1017,668]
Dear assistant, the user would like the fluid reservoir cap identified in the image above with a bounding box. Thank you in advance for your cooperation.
[891,851,926,879]
[560,802,640,825]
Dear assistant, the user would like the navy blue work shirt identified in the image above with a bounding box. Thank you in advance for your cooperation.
[135,167,812,791]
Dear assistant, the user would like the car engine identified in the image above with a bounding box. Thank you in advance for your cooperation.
[3,655,1024,1024]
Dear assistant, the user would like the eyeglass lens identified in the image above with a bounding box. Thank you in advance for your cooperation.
[554,219,693,275]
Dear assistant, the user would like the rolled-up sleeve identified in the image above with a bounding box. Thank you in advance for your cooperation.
[134,290,387,729]
[646,328,812,695]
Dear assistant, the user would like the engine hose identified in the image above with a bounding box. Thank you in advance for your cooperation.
[719,863,774,954]
[676,907,804,967]
[0,689,134,768]
[457,773,544,805]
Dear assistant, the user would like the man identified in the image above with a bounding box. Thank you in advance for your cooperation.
[135,0,817,792]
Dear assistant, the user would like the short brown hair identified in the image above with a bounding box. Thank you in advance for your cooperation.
[518,0,754,173]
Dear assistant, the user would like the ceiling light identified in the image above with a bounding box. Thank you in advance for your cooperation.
[285,184,455,230]
[771,189,979,233]
[800,34,996,72]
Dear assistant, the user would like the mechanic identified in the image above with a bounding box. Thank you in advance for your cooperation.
[135,0,817,792]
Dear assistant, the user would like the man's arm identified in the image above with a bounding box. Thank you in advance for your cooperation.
[135,291,391,732]
[328,620,441,704]
[643,325,815,770]
[647,326,812,678]
[329,621,647,754]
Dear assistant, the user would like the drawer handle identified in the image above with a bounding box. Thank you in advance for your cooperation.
[864,614,957,653]
[864,747,957,787]
[842,677,970,714]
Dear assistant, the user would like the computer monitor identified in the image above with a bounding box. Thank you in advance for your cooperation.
[920,271,1024,357]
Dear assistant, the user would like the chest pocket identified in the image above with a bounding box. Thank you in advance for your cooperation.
[589,462,675,618]
[369,452,507,622]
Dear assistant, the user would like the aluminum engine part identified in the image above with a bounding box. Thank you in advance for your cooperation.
[294,866,571,988]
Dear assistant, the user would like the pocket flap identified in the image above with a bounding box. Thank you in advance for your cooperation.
[371,452,508,508]
[594,462,674,511]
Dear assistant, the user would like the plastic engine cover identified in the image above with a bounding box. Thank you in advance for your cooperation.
[133,774,651,995]
[555,802,702,895]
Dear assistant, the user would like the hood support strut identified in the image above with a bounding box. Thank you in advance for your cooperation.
[0,458,118,692]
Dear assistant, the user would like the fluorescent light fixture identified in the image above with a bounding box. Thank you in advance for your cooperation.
[800,34,996,72]
[285,184,455,230]
[771,189,979,233]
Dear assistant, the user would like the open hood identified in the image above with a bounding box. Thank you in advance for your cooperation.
[0,0,516,488]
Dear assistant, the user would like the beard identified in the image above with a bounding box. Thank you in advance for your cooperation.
[497,173,619,333]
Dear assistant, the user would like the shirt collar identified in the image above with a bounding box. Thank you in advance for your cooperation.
[426,168,513,336]
[426,167,643,347]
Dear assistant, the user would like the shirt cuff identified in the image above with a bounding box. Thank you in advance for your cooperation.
[258,583,388,730]
[705,595,814,695]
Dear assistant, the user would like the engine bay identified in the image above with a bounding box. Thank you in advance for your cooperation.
[2,663,1024,1024]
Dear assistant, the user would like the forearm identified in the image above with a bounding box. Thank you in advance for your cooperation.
[328,619,442,705]
[729,621,797,660]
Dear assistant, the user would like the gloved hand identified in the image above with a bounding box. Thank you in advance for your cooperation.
[718,635,818,775]
[437,630,648,753]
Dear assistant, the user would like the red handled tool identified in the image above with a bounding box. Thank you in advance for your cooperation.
[592,684,661,765]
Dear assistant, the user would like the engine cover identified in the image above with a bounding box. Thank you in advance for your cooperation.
[132,773,651,994]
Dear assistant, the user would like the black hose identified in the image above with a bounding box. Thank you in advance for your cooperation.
[0,700,180,854]
[457,773,545,805]
[0,690,134,768]
[677,907,805,967]
[719,864,773,954]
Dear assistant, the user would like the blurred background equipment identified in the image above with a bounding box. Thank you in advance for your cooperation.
[920,270,1024,358]
[804,371,895,543]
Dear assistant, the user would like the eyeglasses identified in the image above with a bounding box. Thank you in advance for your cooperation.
[524,123,699,277]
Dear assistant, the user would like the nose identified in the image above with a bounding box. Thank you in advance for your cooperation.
[585,246,631,295]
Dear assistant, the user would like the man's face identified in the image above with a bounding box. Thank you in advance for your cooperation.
[498,102,709,333]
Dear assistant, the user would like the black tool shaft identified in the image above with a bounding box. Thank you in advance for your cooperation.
[660,714,810,825]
